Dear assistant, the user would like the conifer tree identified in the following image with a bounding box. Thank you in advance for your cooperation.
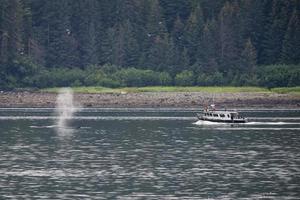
[184,3,204,64]
[166,38,189,76]
[20,0,32,57]
[241,38,257,73]
[199,19,219,73]
[101,27,116,65]
[0,0,23,64]
[122,20,140,67]
[171,15,184,50]
[45,0,79,68]
[261,0,294,64]
[143,0,169,70]
[281,9,300,64]
[239,0,267,65]
[218,1,241,72]
[71,0,98,68]
[159,0,191,31]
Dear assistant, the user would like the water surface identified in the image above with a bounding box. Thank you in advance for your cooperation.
[0,108,299,199]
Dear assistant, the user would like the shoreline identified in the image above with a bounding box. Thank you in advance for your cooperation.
[0,91,300,108]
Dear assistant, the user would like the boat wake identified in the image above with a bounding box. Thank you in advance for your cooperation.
[194,120,300,126]
[246,121,300,125]
[193,120,228,125]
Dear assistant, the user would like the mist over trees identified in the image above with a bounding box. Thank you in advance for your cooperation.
[0,0,299,89]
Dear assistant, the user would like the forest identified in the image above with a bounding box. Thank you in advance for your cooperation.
[0,0,299,89]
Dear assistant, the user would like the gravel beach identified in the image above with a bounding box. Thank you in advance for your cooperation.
[0,91,300,108]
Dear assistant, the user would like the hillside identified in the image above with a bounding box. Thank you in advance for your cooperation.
[0,0,299,89]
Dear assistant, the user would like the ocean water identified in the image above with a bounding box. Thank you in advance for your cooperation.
[0,108,299,199]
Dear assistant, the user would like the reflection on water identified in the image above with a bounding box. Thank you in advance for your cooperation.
[0,108,299,199]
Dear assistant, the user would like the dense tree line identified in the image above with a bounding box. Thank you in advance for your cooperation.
[0,0,299,89]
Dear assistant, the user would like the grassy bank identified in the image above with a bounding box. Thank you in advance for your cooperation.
[42,86,273,93]
[271,86,300,94]
[41,86,300,94]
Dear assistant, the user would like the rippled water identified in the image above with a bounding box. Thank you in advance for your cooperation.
[0,108,300,199]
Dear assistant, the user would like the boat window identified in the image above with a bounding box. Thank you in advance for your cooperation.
[220,114,225,117]
[231,113,237,117]
[213,114,218,117]
[227,114,230,118]
[210,113,213,116]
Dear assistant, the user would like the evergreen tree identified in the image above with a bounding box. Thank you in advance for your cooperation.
[122,20,140,67]
[183,3,204,65]
[239,0,268,65]
[146,34,169,71]
[44,0,79,68]
[166,38,189,76]
[143,0,169,70]
[171,15,184,50]
[281,9,300,64]
[71,0,98,68]
[115,0,140,24]
[111,24,125,67]
[0,0,23,64]
[103,20,140,67]
[101,27,116,65]
[218,1,242,73]
[240,38,257,73]
[198,19,219,74]
[159,0,192,31]
[261,0,294,64]
[20,0,32,57]
[145,0,168,38]
[198,0,227,20]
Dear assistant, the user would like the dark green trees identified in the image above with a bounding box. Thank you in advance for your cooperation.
[0,0,26,88]
[281,9,300,64]
[218,1,241,73]
[0,0,23,64]
[184,3,204,65]
[71,0,98,68]
[241,39,257,73]
[0,0,299,89]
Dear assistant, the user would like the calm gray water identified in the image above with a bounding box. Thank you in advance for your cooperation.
[0,108,300,199]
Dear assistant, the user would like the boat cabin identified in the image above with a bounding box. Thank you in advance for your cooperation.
[198,105,247,123]
[203,110,239,120]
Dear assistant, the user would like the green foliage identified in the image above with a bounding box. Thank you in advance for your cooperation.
[115,68,161,87]
[240,39,257,73]
[12,57,39,86]
[281,10,300,64]
[175,70,195,86]
[158,72,172,86]
[0,57,39,89]
[271,87,300,94]
[258,65,300,88]
[0,1,299,90]
[31,68,85,88]
[197,72,225,86]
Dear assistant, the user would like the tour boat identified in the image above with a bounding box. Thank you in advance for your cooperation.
[197,105,248,123]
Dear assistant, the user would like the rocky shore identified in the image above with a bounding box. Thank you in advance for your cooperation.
[0,91,300,108]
